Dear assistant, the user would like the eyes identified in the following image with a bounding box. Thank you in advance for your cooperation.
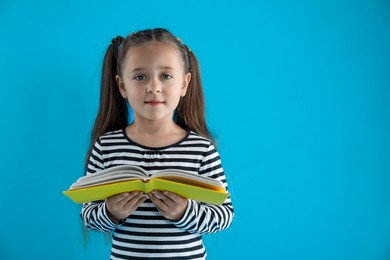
[133,73,173,81]
[134,75,146,81]
[162,74,173,80]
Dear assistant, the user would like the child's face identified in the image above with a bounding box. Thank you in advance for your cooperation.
[116,42,191,124]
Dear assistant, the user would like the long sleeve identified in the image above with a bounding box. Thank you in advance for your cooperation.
[173,143,234,234]
[80,139,118,232]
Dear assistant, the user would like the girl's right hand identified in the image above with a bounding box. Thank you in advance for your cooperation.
[105,191,146,224]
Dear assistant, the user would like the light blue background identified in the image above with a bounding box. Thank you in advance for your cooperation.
[1,0,389,259]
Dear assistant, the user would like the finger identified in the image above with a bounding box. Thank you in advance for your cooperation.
[108,191,141,205]
[161,191,188,214]
[106,193,146,222]
[152,190,173,202]
[149,192,169,211]
[123,193,146,208]
[152,190,175,207]
[123,196,146,214]
[126,191,143,200]
[162,191,183,202]
[150,190,162,200]
[108,192,131,204]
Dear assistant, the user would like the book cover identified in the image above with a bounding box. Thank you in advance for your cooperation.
[63,165,229,205]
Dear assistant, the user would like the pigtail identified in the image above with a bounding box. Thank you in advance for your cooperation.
[175,48,214,143]
[85,37,128,172]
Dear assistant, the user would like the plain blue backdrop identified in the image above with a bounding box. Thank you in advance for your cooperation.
[1,0,389,259]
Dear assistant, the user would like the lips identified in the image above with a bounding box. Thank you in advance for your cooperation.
[145,100,165,105]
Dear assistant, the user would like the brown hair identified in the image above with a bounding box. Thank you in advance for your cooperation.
[85,28,213,170]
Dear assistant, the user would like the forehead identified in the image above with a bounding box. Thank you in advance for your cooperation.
[123,41,184,71]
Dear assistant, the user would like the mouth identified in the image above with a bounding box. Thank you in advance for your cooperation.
[145,100,165,106]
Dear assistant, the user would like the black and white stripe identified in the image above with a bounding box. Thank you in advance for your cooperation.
[81,129,234,259]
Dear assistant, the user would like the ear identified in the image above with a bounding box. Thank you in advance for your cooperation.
[181,72,191,97]
[116,75,127,98]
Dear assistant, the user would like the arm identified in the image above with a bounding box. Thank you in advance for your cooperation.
[81,200,118,232]
[80,139,118,232]
[172,143,234,235]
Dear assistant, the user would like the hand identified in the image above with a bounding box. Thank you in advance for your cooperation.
[149,190,188,221]
[105,191,146,223]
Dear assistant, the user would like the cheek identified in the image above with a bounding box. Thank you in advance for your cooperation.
[126,84,144,95]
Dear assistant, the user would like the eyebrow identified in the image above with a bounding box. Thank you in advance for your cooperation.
[130,66,175,73]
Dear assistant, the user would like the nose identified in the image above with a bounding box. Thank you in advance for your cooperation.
[146,77,162,94]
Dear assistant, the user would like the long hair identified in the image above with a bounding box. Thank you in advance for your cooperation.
[85,28,212,171]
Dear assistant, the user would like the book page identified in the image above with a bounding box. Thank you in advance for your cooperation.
[70,165,148,189]
[151,170,225,190]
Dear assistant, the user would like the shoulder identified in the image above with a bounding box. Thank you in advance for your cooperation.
[92,129,126,149]
[186,131,213,145]
[183,131,219,154]
[98,129,125,142]
[101,129,124,138]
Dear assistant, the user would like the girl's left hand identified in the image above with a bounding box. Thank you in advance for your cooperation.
[149,190,188,221]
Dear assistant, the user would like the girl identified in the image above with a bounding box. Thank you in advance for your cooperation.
[81,28,234,259]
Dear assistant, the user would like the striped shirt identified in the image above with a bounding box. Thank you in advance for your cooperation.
[81,129,234,259]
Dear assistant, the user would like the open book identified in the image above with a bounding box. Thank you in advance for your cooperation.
[63,165,229,205]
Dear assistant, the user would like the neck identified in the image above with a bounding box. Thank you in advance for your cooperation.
[125,117,188,148]
[129,117,179,136]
